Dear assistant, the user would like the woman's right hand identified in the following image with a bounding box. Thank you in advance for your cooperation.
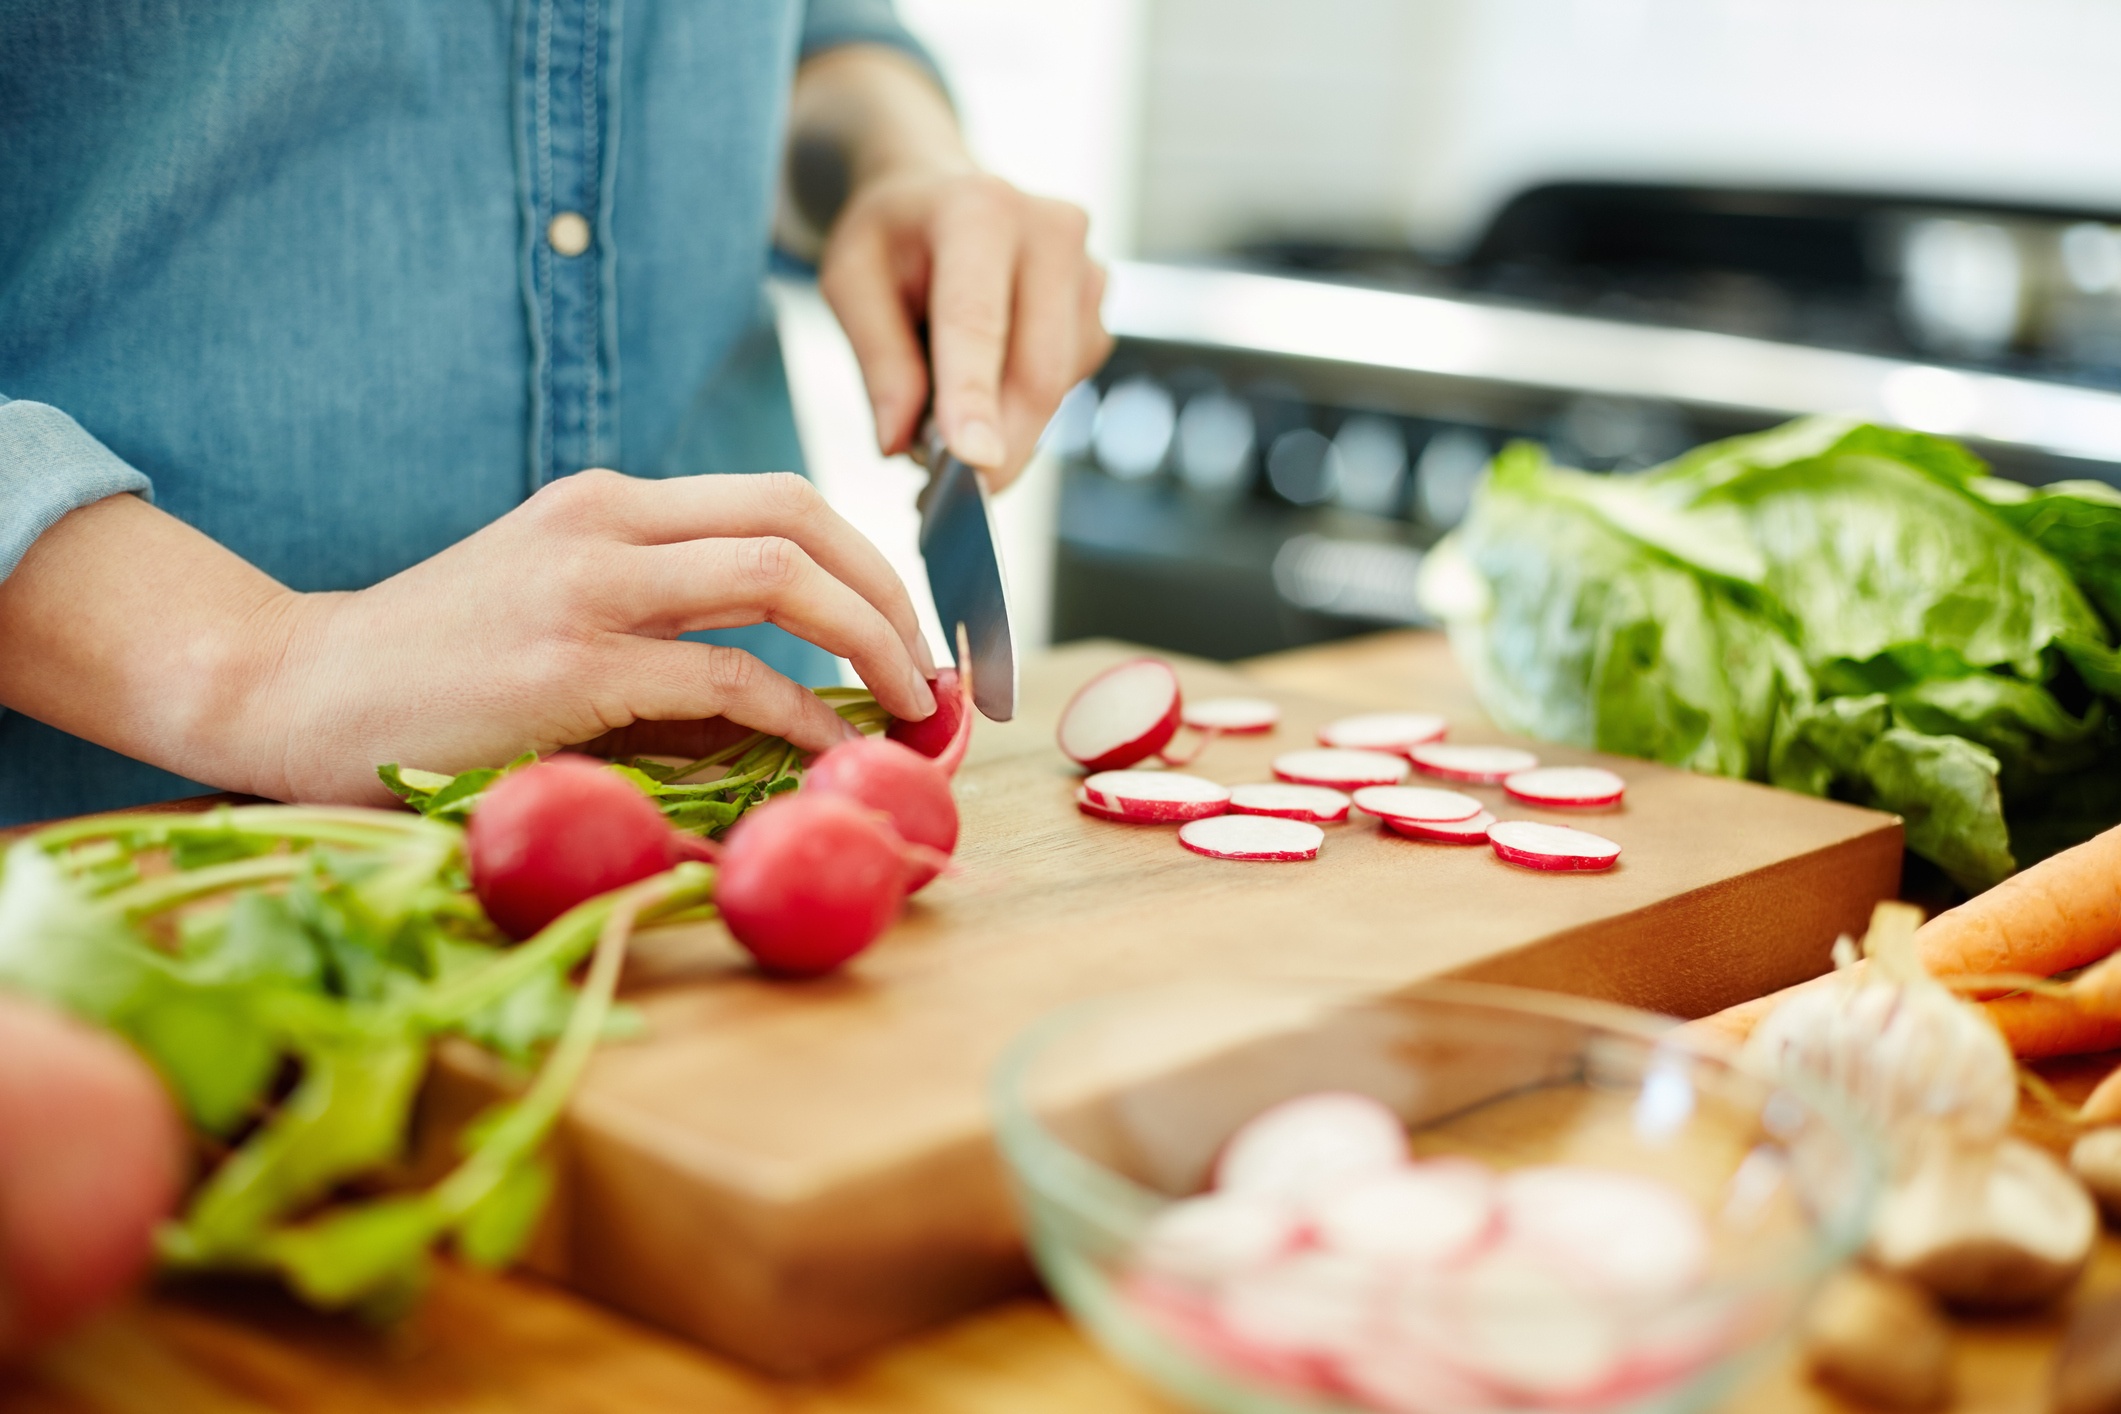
[254,469,938,805]
[0,471,937,809]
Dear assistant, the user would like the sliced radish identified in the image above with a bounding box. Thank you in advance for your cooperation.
[1135,1193,1306,1288]
[1081,770,1231,823]
[1075,787,1136,823]
[1434,1246,1626,1399]
[1384,811,1496,845]
[1227,783,1351,824]
[1335,1342,1503,1414]
[1349,785,1482,824]
[1215,1092,1409,1202]
[1125,1276,1328,1395]
[1215,1250,1383,1363]
[1497,1167,1708,1301]
[1406,743,1538,783]
[1178,815,1323,862]
[1501,765,1626,808]
[1271,748,1407,790]
[1487,820,1621,872]
[1058,658,1183,771]
[1317,712,1447,752]
[1308,1160,1497,1268]
[1182,697,1281,733]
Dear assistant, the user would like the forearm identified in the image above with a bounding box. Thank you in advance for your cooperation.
[780,44,971,255]
[0,494,301,799]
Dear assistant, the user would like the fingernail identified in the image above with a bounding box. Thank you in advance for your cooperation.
[915,675,938,716]
[914,634,938,676]
[840,718,864,742]
[952,419,1005,468]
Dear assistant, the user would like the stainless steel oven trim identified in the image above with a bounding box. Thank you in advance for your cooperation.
[1105,261,2121,466]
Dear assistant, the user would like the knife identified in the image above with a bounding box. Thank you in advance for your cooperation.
[910,416,1017,721]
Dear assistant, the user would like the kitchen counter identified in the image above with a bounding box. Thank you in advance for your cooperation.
[4,630,2111,1414]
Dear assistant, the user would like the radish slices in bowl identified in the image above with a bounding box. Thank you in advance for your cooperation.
[992,981,1883,1414]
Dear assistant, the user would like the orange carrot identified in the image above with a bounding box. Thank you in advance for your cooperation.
[1979,992,2121,1060]
[1914,823,2121,980]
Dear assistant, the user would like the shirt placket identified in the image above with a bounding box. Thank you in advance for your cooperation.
[519,0,622,490]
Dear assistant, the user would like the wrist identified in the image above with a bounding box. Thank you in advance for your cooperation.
[174,583,319,803]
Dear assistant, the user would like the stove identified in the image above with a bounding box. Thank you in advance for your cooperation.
[1050,184,2121,663]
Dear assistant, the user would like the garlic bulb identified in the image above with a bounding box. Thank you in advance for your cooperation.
[1742,903,2017,1166]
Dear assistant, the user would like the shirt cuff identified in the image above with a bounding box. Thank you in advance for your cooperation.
[0,399,155,584]
[799,0,946,91]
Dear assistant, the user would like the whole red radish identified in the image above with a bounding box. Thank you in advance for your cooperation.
[802,737,958,890]
[0,995,184,1357]
[468,757,681,940]
[714,792,915,976]
[887,667,964,761]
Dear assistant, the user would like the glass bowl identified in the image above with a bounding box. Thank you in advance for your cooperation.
[990,980,1881,1414]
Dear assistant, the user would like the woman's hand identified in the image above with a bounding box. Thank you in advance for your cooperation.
[0,476,937,808]
[260,470,936,803]
[791,46,1112,488]
[821,166,1111,488]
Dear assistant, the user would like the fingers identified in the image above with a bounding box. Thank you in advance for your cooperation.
[990,202,1091,486]
[621,535,936,721]
[819,218,930,456]
[596,471,935,677]
[927,179,1018,471]
[611,639,855,755]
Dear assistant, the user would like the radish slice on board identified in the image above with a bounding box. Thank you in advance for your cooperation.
[1058,658,1183,771]
[1074,787,1134,823]
[1271,748,1407,790]
[1308,1160,1497,1267]
[1350,785,1482,824]
[1497,1166,1708,1301]
[1081,770,1231,823]
[1502,765,1626,808]
[1385,811,1496,845]
[1135,1193,1306,1287]
[1216,1092,1409,1201]
[1182,697,1281,733]
[1179,815,1323,862]
[1317,712,1447,752]
[1227,783,1351,824]
[1487,820,1621,872]
[1407,743,1539,783]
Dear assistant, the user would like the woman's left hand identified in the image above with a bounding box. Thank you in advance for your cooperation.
[819,162,1111,489]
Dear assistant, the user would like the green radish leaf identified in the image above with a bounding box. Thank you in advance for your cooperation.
[173,1037,428,1257]
[130,993,281,1136]
[263,1195,439,1307]
[455,1157,554,1270]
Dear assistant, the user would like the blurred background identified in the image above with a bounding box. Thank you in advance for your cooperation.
[784,0,2121,670]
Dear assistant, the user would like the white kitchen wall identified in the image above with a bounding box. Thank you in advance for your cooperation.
[1136,0,2121,257]
[779,0,1148,680]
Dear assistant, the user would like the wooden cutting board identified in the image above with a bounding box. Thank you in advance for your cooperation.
[418,637,1903,1375]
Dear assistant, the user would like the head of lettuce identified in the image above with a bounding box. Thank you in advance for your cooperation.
[1419,417,2121,892]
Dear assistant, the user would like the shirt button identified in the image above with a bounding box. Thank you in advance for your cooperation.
[547,211,592,258]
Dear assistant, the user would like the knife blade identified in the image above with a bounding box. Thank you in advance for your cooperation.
[911,417,1017,721]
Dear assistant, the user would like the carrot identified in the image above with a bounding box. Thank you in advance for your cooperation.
[1914,823,2121,980]
[1978,992,2121,1061]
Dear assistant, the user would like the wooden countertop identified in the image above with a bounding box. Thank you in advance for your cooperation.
[2,631,2104,1413]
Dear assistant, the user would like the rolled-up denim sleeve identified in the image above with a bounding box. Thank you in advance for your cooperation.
[800,0,943,86]
[0,397,154,584]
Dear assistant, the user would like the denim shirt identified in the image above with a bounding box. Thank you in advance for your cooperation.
[0,0,930,826]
